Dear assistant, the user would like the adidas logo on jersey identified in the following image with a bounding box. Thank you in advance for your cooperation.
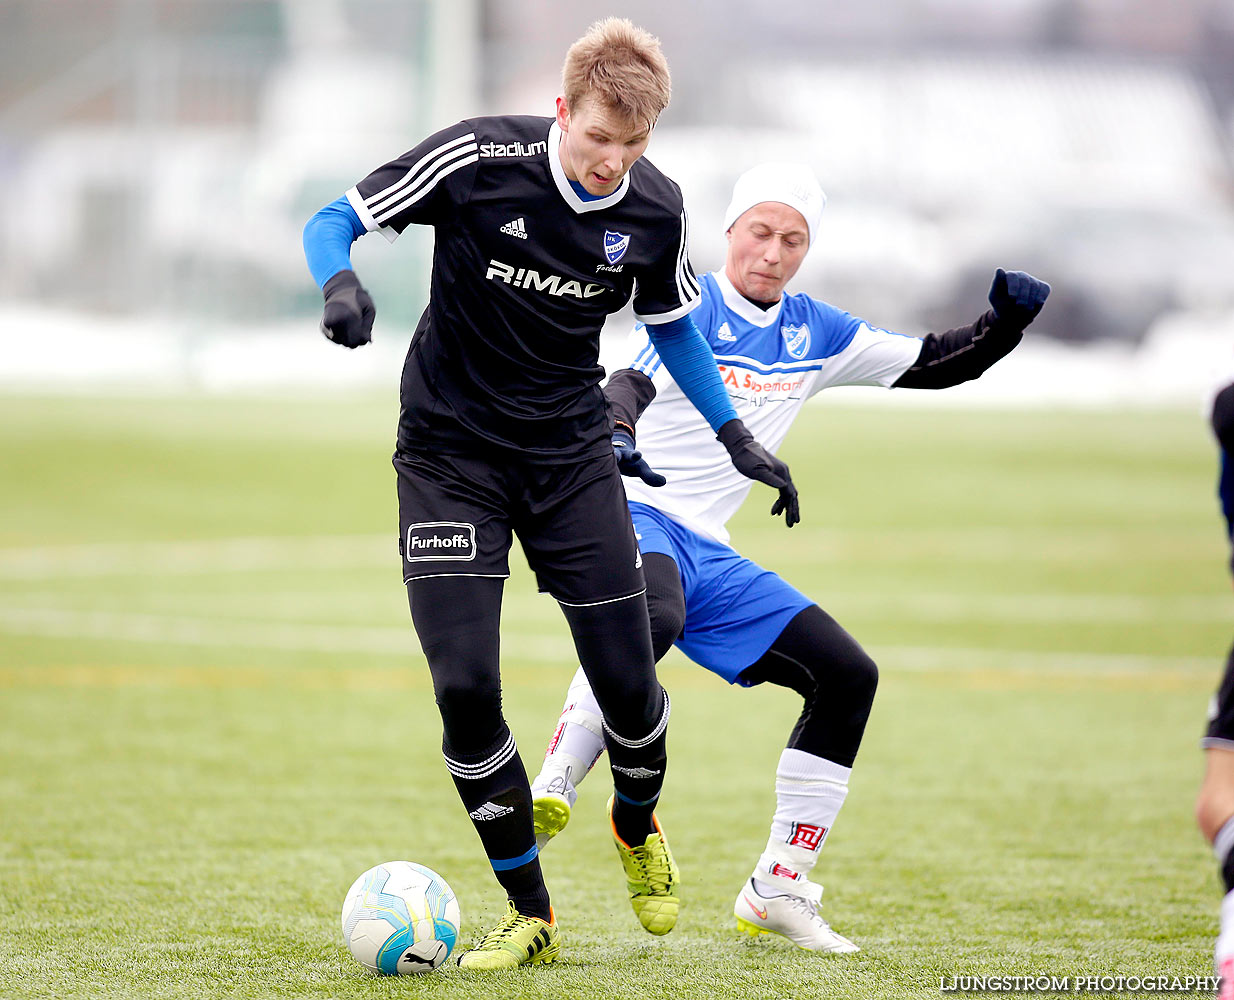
[717,323,737,342]
[469,801,515,821]
[500,217,528,239]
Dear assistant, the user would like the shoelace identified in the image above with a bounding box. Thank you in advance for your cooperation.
[475,905,536,949]
[783,892,828,925]
[630,840,673,893]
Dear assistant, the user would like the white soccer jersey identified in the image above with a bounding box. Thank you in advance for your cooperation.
[622,270,923,542]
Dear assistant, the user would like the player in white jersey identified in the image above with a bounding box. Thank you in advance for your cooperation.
[529,162,1051,953]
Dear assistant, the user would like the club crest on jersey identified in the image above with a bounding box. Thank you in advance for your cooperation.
[781,323,810,360]
[604,230,631,265]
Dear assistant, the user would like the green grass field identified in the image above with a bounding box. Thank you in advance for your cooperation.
[0,392,1226,999]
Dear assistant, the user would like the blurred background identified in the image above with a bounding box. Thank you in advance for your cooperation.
[3,6,1229,991]
[2,0,1233,404]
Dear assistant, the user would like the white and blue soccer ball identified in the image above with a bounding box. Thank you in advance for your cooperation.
[340,861,461,974]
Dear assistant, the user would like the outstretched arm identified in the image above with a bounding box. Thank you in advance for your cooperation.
[893,268,1049,389]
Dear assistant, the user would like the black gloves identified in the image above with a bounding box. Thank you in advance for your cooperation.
[988,268,1050,328]
[717,418,799,527]
[612,429,666,487]
[320,270,375,348]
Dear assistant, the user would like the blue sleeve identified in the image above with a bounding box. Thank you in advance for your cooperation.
[645,315,737,433]
[303,196,367,290]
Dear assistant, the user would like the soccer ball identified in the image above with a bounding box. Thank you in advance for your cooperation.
[340,861,461,974]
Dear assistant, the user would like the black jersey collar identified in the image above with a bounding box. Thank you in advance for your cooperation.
[713,269,784,327]
[548,120,631,214]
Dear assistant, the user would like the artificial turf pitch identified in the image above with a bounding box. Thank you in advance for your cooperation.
[0,392,1224,999]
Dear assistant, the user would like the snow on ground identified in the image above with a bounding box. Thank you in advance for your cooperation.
[2,301,1232,412]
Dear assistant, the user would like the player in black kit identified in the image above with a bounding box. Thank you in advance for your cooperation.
[302,18,795,969]
[1197,379,1234,994]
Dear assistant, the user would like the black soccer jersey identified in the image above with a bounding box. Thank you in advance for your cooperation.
[346,115,701,459]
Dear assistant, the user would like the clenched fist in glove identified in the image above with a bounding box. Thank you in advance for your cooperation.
[988,268,1050,328]
[320,269,375,349]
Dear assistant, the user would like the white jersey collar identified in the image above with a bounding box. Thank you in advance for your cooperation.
[712,269,784,327]
[548,120,631,214]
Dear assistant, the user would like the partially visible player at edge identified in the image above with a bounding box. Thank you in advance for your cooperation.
[531,161,1050,953]
[301,20,796,970]
[1196,376,1234,997]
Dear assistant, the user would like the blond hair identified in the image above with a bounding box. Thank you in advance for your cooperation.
[561,18,671,129]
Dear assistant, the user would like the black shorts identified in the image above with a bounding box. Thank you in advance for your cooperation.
[394,446,645,606]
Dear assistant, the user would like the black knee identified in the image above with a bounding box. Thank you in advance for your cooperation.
[432,669,503,752]
[646,589,686,662]
[643,552,686,662]
[742,605,879,767]
[836,644,878,712]
[407,577,505,754]
[559,593,661,735]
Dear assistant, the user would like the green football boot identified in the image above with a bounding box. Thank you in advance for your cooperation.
[456,901,561,970]
[608,795,680,935]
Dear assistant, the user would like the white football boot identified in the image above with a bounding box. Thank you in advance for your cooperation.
[734,878,859,953]
[1217,889,1234,1000]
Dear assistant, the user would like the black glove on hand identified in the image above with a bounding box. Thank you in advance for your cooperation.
[987,268,1050,328]
[320,269,375,348]
[716,418,799,527]
[612,430,667,487]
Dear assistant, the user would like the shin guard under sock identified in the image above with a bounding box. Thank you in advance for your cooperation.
[443,727,550,921]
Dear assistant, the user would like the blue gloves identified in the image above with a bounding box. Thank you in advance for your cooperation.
[320,270,375,348]
[612,430,666,487]
[988,268,1050,328]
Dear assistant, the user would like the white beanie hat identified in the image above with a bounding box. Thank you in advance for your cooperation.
[722,162,827,247]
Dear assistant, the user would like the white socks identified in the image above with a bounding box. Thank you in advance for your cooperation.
[534,666,605,799]
[753,748,851,896]
[535,679,853,905]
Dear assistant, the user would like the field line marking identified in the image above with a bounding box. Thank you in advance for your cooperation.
[0,535,393,578]
[0,606,579,661]
[831,592,1231,624]
[0,606,1216,676]
[868,643,1215,675]
[1,528,1219,579]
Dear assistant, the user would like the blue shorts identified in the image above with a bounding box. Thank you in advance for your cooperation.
[629,502,814,685]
